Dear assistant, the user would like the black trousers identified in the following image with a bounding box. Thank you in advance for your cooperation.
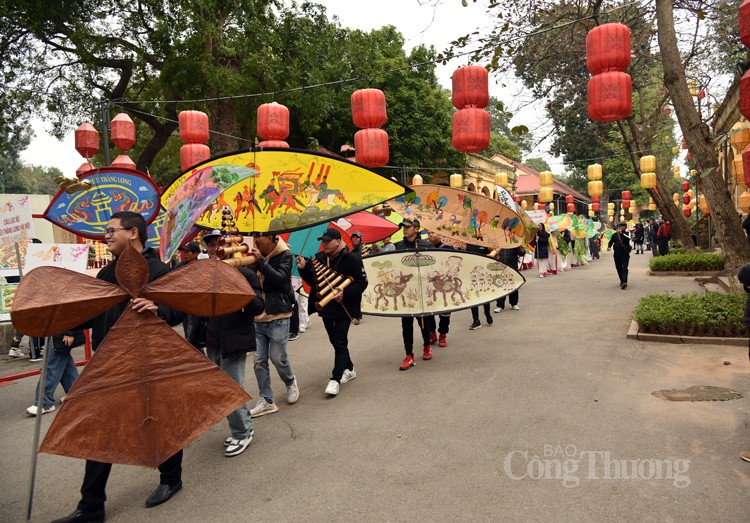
[322,317,353,382]
[401,317,431,355]
[290,301,300,334]
[424,314,450,335]
[471,303,491,321]
[614,254,629,284]
[78,451,183,512]
[496,290,519,308]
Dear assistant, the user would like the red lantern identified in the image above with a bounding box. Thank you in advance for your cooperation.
[75,123,99,159]
[110,154,136,169]
[452,108,490,153]
[587,72,632,122]
[351,89,387,128]
[687,152,693,161]
[592,195,600,203]
[592,202,600,212]
[354,128,389,168]
[76,161,95,179]
[622,200,630,209]
[681,180,690,192]
[683,205,691,218]
[258,140,290,148]
[110,113,135,151]
[622,190,631,200]
[681,136,688,149]
[179,110,209,144]
[586,23,631,74]
[257,102,290,141]
[565,195,574,205]
[566,203,575,213]
[180,143,211,172]
[741,0,750,48]
[742,144,750,188]
[682,193,691,205]
[452,65,489,109]
[697,90,706,100]
[513,195,521,203]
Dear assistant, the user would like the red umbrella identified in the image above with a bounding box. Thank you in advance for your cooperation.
[331,211,399,244]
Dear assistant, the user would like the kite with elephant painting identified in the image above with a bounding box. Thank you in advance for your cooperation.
[387,184,524,249]
[360,249,525,317]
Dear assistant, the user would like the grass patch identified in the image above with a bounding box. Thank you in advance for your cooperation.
[633,292,746,337]
[649,253,724,272]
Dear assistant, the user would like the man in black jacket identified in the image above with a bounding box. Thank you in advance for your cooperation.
[186,230,265,457]
[248,233,299,418]
[494,246,524,312]
[607,222,632,289]
[53,211,184,523]
[297,228,368,396]
[394,218,432,370]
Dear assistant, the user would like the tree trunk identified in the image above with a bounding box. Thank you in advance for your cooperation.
[656,0,750,289]
[209,98,239,155]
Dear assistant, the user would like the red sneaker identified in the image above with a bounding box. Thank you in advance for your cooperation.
[399,355,415,370]
[429,331,438,345]
[422,345,432,360]
[438,334,447,347]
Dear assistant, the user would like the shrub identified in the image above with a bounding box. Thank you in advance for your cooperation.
[649,253,724,272]
[633,292,746,337]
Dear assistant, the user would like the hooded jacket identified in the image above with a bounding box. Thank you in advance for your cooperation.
[299,245,368,320]
[254,237,294,322]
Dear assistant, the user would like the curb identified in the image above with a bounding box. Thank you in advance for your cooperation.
[627,320,748,346]
[648,270,723,277]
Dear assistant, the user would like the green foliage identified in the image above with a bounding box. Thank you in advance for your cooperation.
[633,292,745,337]
[523,157,550,173]
[479,132,521,162]
[649,253,724,272]
[0,125,33,193]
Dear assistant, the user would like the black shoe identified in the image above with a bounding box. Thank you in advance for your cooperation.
[288,332,299,341]
[145,481,182,508]
[51,509,105,523]
[469,320,481,330]
[485,316,493,326]
[622,283,627,289]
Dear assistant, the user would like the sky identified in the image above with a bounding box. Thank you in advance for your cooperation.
[20,0,548,176]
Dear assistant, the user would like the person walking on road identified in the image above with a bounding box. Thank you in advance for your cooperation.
[607,222,632,289]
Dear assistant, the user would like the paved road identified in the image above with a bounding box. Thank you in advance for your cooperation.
[1,251,749,522]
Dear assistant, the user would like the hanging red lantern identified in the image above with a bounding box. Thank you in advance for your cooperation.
[257,102,290,141]
[682,193,691,205]
[622,190,631,200]
[180,143,211,172]
[565,195,574,205]
[741,0,750,48]
[76,161,95,179]
[110,113,136,151]
[354,128,389,168]
[682,204,691,218]
[686,152,693,161]
[681,180,690,192]
[592,195,601,203]
[622,200,630,209]
[452,65,489,109]
[592,202,600,212]
[566,203,575,213]
[742,144,750,188]
[258,140,290,148]
[351,89,387,128]
[586,23,631,74]
[110,154,136,169]
[697,90,706,100]
[587,72,632,122]
[452,108,490,153]
[179,110,210,144]
[513,195,521,203]
[75,122,99,159]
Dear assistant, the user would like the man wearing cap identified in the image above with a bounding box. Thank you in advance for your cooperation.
[247,232,299,417]
[176,242,201,268]
[607,222,632,289]
[297,228,368,396]
[394,218,433,370]
[350,231,364,258]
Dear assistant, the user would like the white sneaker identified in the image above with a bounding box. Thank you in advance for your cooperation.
[26,405,55,416]
[512,305,520,310]
[8,348,23,358]
[225,431,253,457]
[493,307,504,313]
[287,378,299,404]
[340,368,357,384]
[299,325,306,333]
[249,398,278,418]
[325,380,340,396]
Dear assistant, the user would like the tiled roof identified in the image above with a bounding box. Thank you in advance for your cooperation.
[491,154,590,202]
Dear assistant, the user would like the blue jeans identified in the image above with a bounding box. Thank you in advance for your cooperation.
[254,319,295,404]
[33,342,78,409]
[206,348,253,439]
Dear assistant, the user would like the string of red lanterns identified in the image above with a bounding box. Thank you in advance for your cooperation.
[586,23,632,122]
[351,89,389,168]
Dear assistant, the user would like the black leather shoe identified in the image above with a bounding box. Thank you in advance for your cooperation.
[145,481,182,508]
[51,508,105,523]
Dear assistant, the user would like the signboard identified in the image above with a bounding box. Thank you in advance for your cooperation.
[0,194,34,241]
[0,283,18,321]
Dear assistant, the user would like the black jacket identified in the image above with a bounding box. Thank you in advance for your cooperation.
[608,231,632,256]
[394,236,431,251]
[533,229,550,259]
[255,244,294,316]
[299,246,368,320]
[498,246,524,268]
[186,267,265,356]
[87,247,183,350]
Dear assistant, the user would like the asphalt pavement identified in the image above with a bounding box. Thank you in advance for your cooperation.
[1,250,749,522]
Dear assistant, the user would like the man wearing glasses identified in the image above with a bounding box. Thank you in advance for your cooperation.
[53,211,184,523]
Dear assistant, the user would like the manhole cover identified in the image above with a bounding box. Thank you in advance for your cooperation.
[652,386,743,402]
